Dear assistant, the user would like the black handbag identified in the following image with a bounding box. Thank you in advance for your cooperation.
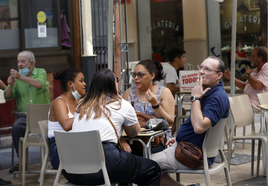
[145,117,169,131]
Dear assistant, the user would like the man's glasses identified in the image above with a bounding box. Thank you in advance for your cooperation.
[131,72,148,78]
[197,65,220,73]
[116,76,120,83]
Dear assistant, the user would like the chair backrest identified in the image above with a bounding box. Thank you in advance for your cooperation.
[38,120,49,149]
[54,130,107,174]
[257,92,268,105]
[204,118,228,158]
[228,94,254,128]
[27,104,51,134]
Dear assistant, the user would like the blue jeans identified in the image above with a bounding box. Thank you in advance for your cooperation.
[63,142,161,185]
[49,137,60,170]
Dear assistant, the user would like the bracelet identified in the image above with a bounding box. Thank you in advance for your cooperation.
[152,103,160,109]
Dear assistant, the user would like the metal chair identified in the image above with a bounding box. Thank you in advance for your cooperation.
[163,118,232,186]
[228,94,268,185]
[18,104,51,186]
[53,130,111,186]
[257,92,268,131]
[38,120,57,186]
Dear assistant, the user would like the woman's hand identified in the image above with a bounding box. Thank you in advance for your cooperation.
[120,138,132,153]
[145,89,158,106]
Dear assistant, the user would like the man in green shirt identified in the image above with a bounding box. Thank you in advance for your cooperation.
[5,51,50,173]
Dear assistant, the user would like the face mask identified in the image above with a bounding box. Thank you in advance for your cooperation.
[70,82,81,100]
[19,66,30,76]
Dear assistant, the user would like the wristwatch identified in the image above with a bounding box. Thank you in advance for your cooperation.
[190,96,201,102]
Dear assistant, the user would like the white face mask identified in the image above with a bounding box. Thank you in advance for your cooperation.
[70,82,81,100]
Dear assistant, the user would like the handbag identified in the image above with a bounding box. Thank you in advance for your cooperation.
[136,112,156,127]
[174,141,203,168]
[145,117,169,131]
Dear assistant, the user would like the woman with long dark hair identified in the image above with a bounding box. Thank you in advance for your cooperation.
[48,68,86,169]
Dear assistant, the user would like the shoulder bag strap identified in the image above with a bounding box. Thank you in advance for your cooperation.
[102,110,123,149]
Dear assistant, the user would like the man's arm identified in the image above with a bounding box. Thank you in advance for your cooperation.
[190,77,212,134]
[17,75,42,89]
[10,69,42,89]
[245,67,263,90]
[224,68,246,90]
[5,76,15,99]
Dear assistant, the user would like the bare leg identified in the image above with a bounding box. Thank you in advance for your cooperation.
[161,173,184,186]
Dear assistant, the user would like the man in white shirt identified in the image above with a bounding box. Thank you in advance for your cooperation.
[156,47,186,97]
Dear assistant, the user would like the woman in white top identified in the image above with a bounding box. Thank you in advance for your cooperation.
[48,68,86,169]
[67,69,161,185]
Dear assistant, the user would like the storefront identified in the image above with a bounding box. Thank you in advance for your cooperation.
[0,0,81,138]
[220,0,261,81]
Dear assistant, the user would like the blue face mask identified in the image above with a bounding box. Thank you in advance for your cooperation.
[70,82,81,100]
[19,67,30,76]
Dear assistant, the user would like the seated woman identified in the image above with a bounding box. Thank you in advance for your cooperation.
[68,68,161,185]
[123,59,175,153]
[48,68,86,169]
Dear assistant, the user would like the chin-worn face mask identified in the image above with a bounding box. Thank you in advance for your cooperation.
[19,65,30,76]
[70,82,81,100]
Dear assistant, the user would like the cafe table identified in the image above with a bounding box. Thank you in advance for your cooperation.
[257,104,268,176]
[122,128,167,159]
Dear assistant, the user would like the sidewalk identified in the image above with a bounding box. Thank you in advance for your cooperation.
[0,114,266,186]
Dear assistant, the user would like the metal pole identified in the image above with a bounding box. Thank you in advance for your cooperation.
[230,0,238,160]
[124,0,130,91]
[119,0,125,92]
[230,0,237,97]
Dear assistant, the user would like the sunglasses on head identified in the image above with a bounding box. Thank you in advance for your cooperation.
[131,72,148,78]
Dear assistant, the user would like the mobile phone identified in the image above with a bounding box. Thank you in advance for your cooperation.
[140,129,154,134]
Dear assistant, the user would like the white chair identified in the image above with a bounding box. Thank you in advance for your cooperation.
[53,130,111,186]
[163,118,232,186]
[228,94,268,185]
[18,104,51,186]
[257,92,268,130]
[38,120,57,186]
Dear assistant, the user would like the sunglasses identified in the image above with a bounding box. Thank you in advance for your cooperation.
[116,76,120,83]
[131,72,148,79]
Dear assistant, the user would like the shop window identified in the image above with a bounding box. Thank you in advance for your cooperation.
[21,0,60,49]
[0,0,20,50]
[220,0,260,81]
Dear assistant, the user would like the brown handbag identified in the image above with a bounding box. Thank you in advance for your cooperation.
[174,141,203,168]
[136,112,156,127]
[102,110,125,151]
